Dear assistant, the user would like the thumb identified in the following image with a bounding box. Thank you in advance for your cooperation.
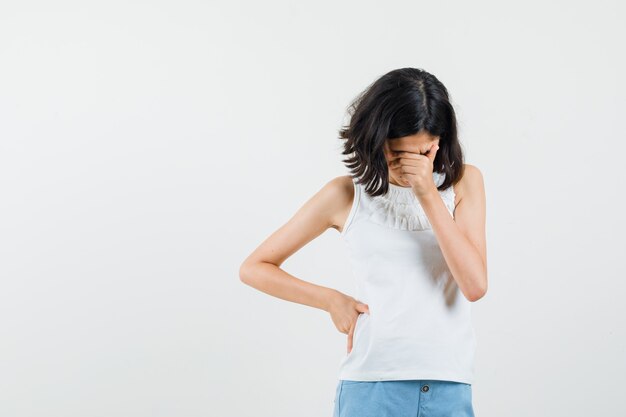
[428,144,439,163]
[355,302,370,314]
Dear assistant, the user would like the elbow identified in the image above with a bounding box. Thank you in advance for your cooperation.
[467,290,486,303]
[466,277,488,302]
[239,260,255,285]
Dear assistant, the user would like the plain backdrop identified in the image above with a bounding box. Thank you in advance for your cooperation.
[1,1,625,416]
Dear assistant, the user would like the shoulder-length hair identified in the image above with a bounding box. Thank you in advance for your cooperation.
[339,67,465,197]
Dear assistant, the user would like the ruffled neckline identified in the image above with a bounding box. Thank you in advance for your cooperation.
[365,172,456,231]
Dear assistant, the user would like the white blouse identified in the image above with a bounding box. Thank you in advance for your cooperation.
[338,171,477,384]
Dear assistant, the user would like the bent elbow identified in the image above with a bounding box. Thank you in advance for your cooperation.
[239,260,255,285]
[467,292,484,302]
[468,283,488,302]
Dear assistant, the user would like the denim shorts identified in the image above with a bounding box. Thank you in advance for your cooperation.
[333,379,475,417]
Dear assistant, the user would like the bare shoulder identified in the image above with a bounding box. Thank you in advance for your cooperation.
[284,174,353,234]
[454,163,485,205]
[322,175,355,232]
[316,175,353,204]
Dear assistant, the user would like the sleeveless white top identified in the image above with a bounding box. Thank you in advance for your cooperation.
[337,171,476,384]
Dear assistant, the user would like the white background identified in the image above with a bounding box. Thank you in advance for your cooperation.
[1,1,625,416]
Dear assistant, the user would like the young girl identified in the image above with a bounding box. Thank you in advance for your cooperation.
[240,67,487,417]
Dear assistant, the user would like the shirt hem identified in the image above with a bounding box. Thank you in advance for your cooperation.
[338,369,473,385]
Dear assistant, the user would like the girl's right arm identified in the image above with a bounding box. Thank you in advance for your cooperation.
[239,175,369,353]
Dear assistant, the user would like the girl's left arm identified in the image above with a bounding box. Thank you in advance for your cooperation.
[420,164,488,302]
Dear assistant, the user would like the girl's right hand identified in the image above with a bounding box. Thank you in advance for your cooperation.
[328,292,370,354]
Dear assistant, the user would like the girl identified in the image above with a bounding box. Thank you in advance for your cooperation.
[240,67,487,417]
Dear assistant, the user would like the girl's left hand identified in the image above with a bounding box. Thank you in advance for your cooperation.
[388,143,439,198]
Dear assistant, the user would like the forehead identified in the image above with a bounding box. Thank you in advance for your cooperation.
[388,131,439,149]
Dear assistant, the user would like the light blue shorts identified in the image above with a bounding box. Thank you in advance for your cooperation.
[333,379,475,417]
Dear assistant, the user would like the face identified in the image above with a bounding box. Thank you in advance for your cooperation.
[383,131,440,185]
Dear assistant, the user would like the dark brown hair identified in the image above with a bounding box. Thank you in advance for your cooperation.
[339,68,465,197]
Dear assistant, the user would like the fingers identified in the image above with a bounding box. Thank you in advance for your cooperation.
[392,146,438,162]
[347,303,369,353]
[427,144,439,162]
[391,150,422,159]
[388,155,422,168]
[347,319,355,353]
[356,302,370,314]
[389,146,438,173]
